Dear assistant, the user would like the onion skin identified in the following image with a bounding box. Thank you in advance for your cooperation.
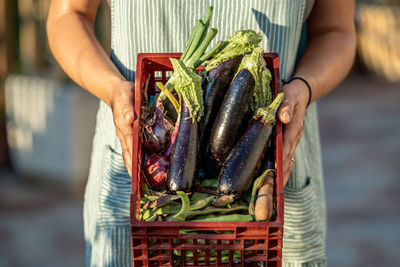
[144,114,180,190]
[144,154,169,189]
[143,100,174,155]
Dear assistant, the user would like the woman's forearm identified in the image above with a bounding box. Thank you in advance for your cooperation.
[47,0,136,175]
[277,0,356,185]
[292,0,356,104]
[47,1,126,106]
[294,30,356,103]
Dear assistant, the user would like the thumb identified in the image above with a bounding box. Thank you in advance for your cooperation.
[278,95,294,124]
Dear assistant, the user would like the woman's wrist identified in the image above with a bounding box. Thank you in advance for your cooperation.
[105,77,134,108]
[284,78,310,109]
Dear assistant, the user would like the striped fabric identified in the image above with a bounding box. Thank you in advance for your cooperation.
[84,0,326,266]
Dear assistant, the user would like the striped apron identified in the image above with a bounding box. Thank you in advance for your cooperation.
[83,0,326,266]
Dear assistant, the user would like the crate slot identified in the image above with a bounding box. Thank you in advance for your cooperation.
[165,70,173,78]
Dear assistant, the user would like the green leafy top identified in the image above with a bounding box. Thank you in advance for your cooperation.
[204,30,262,71]
[170,58,204,122]
[235,47,272,113]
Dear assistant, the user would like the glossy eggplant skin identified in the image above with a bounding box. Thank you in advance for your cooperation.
[200,56,243,144]
[218,116,273,196]
[167,100,199,193]
[210,68,255,164]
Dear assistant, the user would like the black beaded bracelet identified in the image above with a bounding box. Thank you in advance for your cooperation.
[286,76,312,108]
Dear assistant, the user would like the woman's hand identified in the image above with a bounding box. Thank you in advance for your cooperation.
[278,79,310,186]
[108,81,136,177]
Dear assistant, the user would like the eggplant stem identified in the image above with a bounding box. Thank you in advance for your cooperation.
[256,92,285,122]
[156,82,180,113]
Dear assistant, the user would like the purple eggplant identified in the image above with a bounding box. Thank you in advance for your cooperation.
[142,100,174,155]
[167,100,199,192]
[200,55,242,148]
[218,93,284,197]
[209,68,255,164]
[209,47,273,165]
[166,59,203,193]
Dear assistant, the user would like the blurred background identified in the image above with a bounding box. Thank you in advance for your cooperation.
[0,0,399,266]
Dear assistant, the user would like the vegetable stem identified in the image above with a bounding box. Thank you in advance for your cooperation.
[180,20,203,61]
[197,6,214,50]
[181,20,205,64]
[156,82,181,113]
[203,6,214,27]
[156,82,180,113]
[256,92,284,123]
[186,28,218,68]
[170,58,204,121]
[193,41,226,69]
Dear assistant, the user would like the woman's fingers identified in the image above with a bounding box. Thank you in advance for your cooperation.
[278,93,295,124]
[111,81,135,177]
[282,111,303,185]
[278,83,307,185]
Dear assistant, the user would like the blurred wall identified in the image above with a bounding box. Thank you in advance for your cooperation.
[0,0,111,189]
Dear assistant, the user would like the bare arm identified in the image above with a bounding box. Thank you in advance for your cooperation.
[278,0,356,185]
[47,0,135,175]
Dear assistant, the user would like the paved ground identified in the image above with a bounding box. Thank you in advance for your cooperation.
[0,173,85,267]
[319,74,400,267]
[0,73,399,266]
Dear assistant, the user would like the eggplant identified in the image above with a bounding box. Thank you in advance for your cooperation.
[142,100,174,155]
[167,100,199,192]
[167,59,203,193]
[200,55,242,148]
[209,47,273,165]
[218,93,284,197]
[210,68,255,164]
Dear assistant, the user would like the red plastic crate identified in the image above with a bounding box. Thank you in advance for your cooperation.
[131,53,284,267]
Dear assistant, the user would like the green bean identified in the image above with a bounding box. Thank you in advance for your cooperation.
[190,192,212,203]
[155,204,181,215]
[191,214,254,222]
[141,209,152,221]
[188,205,248,218]
[141,183,151,196]
[142,194,181,209]
[144,195,160,201]
[140,197,150,205]
[189,196,215,211]
[170,191,190,221]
